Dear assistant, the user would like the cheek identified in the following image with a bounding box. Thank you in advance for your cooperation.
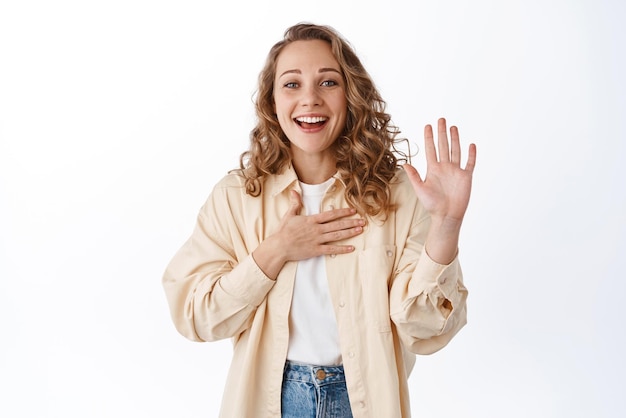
[275,99,296,126]
[274,106,292,131]
[336,98,348,126]
[334,94,348,116]
[273,93,288,115]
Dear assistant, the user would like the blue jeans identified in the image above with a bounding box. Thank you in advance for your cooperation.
[281,361,354,418]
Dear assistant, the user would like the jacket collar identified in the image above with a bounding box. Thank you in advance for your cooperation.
[267,164,346,197]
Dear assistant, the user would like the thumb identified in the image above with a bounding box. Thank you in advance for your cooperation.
[403,164,424,193]
[287,190,303,216]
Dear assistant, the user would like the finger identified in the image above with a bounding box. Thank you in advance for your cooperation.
[423,124,437,164]
[319,217,365,235]
[464,143,477,174]
[450,125,461,165]
[321,223,364,243]
[315,207,356,224]
[320,244,355,256]
[438,118,450,162]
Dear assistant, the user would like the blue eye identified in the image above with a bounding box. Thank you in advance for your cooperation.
[284,82,298,88]
[321,80,338,87]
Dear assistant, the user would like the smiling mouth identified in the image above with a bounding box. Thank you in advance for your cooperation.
[294,116,328,129]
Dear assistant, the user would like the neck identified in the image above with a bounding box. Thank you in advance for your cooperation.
[291,154,336,184]
[294,165,335,184]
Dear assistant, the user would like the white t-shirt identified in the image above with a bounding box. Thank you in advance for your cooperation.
[286,178,342,366]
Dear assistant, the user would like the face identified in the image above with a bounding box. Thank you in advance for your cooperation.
[273,40,347,162]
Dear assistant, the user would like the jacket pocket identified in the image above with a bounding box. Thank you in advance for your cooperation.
[358,245,396,333]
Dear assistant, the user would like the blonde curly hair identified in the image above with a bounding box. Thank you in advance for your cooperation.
[240,23,407,218]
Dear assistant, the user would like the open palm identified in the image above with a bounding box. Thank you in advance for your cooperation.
[404,118,476,224]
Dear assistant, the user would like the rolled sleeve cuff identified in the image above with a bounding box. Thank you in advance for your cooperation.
[219,255,276,307]
[409,250,461,299]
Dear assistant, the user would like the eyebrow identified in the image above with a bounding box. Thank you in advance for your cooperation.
[278,67,342,78]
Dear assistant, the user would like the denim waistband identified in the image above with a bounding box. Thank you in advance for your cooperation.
[283,360,346,386]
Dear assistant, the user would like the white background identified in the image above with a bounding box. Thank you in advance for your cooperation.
[1,0,624,417]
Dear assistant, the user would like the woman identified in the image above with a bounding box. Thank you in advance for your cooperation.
[163,23,476,418]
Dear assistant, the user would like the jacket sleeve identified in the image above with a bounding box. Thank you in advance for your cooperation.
[162,184,275,342]
[389,197,468,355]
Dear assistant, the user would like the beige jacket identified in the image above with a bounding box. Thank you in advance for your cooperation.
[163,166,468,417]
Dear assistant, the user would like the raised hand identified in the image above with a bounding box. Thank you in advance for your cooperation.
[403,118,476,264]
[404,118,476,224]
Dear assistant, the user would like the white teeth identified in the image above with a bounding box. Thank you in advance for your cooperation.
[295,116,327,124]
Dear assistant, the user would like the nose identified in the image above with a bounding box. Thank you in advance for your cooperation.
[300,84,321,107]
